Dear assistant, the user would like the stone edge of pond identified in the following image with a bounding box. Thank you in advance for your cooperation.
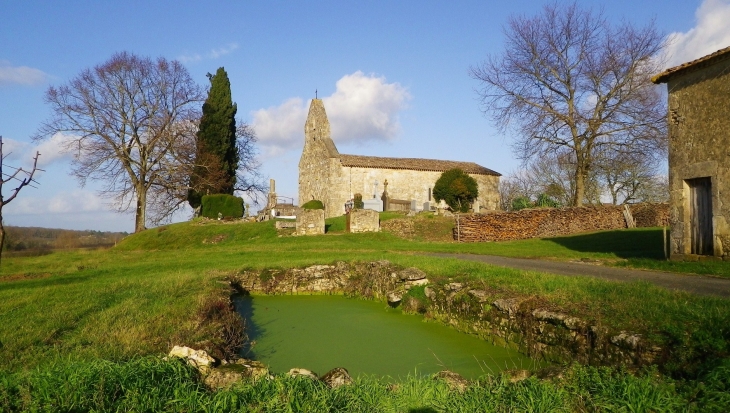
[226,261,661,370]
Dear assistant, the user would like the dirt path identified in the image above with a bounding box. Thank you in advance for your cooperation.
[426,253,730,298]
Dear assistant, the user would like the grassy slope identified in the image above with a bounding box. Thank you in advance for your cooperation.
[1,218,728,374]
[2,218,730,411]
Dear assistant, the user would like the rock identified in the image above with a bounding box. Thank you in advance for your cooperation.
[492,298,526,317]
[433,370,469,392]
[287,368,319,380]
[320,367,353,388]
[467,289,489,303]
[397,267,427,281]
[532,309,586,330]
[203,368,243,389]
[505,369,532,383]
[445,282,463,291]
[405,278,429,288]
[610,332,641,350]
[168,346,216,370]
[387,291,403,305]
[233,359,271,380]
[369,260,391,268]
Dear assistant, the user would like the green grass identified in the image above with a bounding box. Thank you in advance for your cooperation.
[3,358,711,412]
[1,218,730,410]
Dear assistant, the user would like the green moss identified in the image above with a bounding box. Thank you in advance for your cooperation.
[301,200,324,210]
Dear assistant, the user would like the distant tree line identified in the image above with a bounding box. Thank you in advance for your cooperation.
[2,226,128,252]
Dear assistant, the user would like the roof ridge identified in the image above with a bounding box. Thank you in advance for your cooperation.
[338,153,501,176]
[653,45,730,84]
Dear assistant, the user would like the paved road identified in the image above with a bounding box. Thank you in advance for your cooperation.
[426,253,730,298]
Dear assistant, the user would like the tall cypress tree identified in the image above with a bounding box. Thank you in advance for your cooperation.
[188,67,238,209]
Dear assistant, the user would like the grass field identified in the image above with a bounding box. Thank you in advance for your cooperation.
[1,216,729,411]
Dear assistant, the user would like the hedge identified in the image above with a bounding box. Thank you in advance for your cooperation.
[201,194,244,219]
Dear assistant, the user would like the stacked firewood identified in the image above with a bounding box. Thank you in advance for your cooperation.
[454,203,668,242]
[630,203,669,227]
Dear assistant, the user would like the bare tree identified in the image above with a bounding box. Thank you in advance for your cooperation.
[35,52,204,232]
[470,2,667,206]
[0,136,42,265]
[595,149,667,204]
[233,122,267,205]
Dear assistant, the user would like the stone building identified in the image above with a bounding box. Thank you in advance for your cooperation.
[653,46,730,259]
[298,99,501,218]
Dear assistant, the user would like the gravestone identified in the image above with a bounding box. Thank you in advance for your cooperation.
[348,209,380,233]
[296,209,325,235]
[363,198,383,212]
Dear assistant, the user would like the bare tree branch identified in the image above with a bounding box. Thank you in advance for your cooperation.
[34,52,204,232]
[470,2,667,205]
[0,136,43,266]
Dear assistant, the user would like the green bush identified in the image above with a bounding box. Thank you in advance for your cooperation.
[511,196,533,211]
[535,193,561,208]
[353,193,364,209]
[433,168,478,213]
[301,199,324,210]
[201,194,244,219]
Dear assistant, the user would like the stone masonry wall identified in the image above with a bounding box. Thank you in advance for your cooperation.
[666,58,730,259]
[298,99,338,216]
[296,209,325,235]
[325,165,500,218]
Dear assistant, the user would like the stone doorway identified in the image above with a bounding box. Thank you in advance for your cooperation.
[687,177,713,255]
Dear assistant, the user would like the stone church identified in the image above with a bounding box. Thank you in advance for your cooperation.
[298,99,501,218]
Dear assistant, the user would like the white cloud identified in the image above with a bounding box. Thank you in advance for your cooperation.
[664,0,730,67]
[0,137,29,161]
[5,189,106,215]
[178,42,239,63]
[0,60,48,86]
[325,71,410,144]
[251,71,410,155]
[251,97,309,156]
[33,132,75,167]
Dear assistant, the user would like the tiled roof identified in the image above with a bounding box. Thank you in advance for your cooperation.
[652,45,730,84]
[338,154,501,176]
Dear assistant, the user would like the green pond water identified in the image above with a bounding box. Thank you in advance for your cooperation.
[234,295,537,379]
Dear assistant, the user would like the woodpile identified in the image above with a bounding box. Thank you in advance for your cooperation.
[630,203,669,227]
[454,203,669,242]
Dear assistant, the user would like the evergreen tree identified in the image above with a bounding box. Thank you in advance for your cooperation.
[188,67,238,209]
[433,168,479,213]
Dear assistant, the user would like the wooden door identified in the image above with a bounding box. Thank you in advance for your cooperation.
[688,177,713,255]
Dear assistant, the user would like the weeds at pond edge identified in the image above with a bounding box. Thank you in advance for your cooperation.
[173,284,247,362]
[3,358,729,412]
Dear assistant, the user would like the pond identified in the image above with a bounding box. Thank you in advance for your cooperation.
[234,294,538,379]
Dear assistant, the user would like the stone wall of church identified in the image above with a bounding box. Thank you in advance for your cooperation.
[321,164,500,218]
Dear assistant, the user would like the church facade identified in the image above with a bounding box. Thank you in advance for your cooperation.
[298,99,501,218]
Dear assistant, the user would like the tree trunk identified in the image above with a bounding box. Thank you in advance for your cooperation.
[0,219,5,267]
[573,161,587,206]
[135,186,147,233]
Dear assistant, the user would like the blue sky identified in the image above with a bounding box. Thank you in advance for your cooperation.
[1,0,727,232]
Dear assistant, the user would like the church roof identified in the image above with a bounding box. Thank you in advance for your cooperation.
[338,154,501,176]
[652,45,730,84]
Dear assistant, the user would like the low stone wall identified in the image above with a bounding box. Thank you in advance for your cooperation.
[455,203,669,242]
[348,209,380,233]
[275,220,296,229]
[296,209,325,235]
[230,261,662,368]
